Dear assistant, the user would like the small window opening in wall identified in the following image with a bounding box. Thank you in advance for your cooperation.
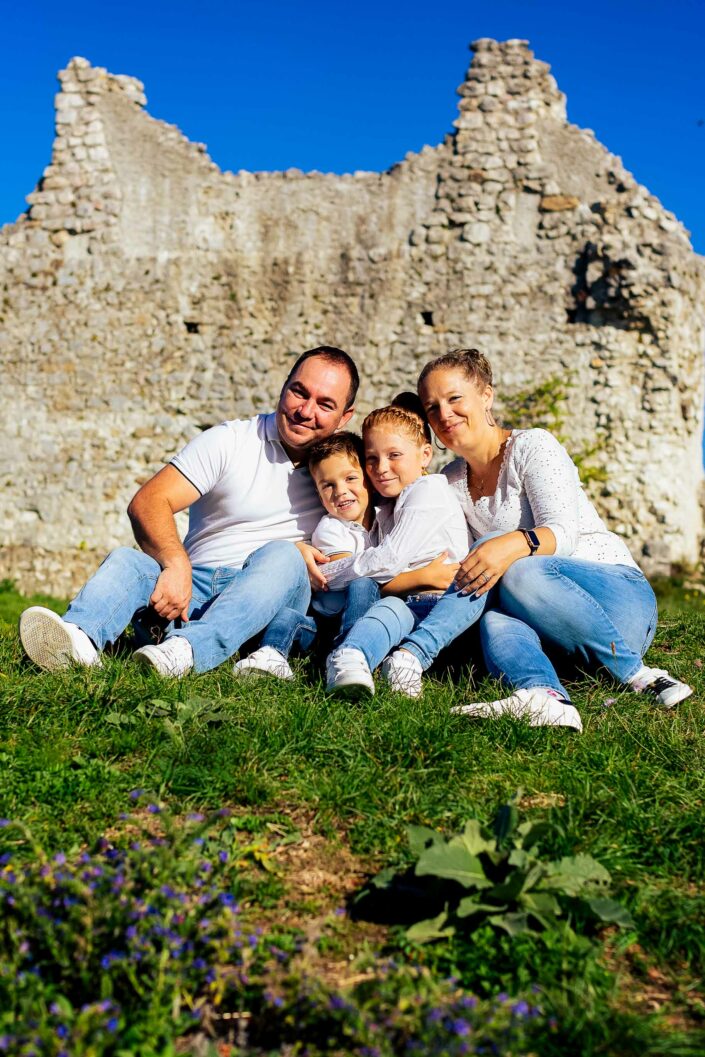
[185,321,200,334]
[421,310,434,326]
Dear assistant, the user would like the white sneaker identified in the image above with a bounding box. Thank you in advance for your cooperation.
[233,646,294,681]
[628,665,693,709]
[325,648,375,698]
[134,636,194,678]
[381,650,423,698]
[19,606,101,671]
[452,687,583,732]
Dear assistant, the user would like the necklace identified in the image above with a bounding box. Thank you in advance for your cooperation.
[467,431,510,496]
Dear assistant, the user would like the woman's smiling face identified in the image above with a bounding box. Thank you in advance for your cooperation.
[418,367,493,453]
[364,425,432,499]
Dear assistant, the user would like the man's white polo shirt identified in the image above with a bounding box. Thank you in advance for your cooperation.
[171,413,323,569]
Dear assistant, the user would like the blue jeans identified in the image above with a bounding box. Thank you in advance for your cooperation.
[260,577,380,657]
[341,585,490,673]
[63,541,311,673]
[480,556,658,700]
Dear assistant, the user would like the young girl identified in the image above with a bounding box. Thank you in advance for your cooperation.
[323,402,524,707]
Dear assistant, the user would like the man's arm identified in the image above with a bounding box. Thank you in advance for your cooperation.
[127,465,201,622]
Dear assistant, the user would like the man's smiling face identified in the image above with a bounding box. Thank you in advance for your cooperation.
[276,357,355,460]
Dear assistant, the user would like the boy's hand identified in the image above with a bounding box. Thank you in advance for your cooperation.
[296,542,330,590]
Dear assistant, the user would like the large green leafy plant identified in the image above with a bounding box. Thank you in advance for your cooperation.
[356,799,633,943]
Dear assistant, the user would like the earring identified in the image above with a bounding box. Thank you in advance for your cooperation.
[485,408,495,426]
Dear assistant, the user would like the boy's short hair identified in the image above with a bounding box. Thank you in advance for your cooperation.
[307,431,365,474]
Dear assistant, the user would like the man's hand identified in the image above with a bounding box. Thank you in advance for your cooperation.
[149,561,193,622]
[296,542,330,591]
[454,533,527,597]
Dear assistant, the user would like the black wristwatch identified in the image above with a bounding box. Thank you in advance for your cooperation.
[520,528,540,556]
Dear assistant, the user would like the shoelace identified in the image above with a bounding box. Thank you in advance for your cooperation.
[642,675,676,696]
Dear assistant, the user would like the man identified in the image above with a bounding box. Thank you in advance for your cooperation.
[19,346,358,677]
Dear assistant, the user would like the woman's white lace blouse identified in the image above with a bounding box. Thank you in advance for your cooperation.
[442,428,638,568]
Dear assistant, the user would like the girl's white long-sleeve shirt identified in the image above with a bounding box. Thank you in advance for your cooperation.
[322,474,470,590]
[443,428,638,568]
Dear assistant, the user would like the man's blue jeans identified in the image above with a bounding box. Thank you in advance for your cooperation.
[480,557,658,700]
[260,577,380,657]
[63,541,311,673]
[341,585,489,673]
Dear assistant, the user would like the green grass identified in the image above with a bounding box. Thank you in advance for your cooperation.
[1,579,704,1054]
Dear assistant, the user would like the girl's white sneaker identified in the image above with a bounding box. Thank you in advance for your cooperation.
[325,648,375,698]
[452,687,582,732]
[381,650,423,698]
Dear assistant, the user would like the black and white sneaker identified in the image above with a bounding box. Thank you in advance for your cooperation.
[628,666,693,709]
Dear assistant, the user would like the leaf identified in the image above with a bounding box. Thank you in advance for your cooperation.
[407,825,443,857]
[494,802,519,847]
[367,866,397,892]
[415,837,492,889]
[518,820,551,851]
[488,911,533,936]
[586,897,635,929]
[405,910,455,944]
[460,819,496,856]
[456,895,506,919]
[147,699,172,717]
[543,854,611,896]
[105,712,129,727]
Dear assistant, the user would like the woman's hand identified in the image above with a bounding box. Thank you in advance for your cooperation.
[296,542,330,591]
[454,533,527,597]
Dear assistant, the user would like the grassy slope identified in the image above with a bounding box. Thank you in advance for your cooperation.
[1,581,704,1052]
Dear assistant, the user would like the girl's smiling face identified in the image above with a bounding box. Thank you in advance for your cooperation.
[364,425,432,499]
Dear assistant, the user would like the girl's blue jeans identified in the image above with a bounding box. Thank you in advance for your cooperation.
[260,577,380,657]
[63,541,311,673]
[480,556,658,700]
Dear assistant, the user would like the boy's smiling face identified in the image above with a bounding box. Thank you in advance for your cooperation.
[311,452,371,525]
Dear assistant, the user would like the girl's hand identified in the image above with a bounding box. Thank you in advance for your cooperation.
[296,542,330,591]
[420,551,460,590]
[454,533,526,597]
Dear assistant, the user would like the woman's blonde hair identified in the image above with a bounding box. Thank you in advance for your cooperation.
[417,348,493,391]
[362,401,430,449]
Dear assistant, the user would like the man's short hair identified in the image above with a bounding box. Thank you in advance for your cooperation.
[307,431,365,474]
[285,346,360,410]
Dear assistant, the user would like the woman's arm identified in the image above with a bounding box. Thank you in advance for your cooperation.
[454,431,581,596]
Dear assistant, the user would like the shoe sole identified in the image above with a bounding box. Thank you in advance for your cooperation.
[233,665,294,682]
[452,700,583,732]
[326,679,375,701]
[19,608,79,671]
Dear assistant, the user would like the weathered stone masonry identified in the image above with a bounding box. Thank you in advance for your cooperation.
[1,39,704,596]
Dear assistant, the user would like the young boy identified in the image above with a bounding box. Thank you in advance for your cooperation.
[233,432,380,679]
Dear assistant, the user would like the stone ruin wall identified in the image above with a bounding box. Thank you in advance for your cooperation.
[1,38,704,597]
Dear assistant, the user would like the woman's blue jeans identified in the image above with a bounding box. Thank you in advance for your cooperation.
[480,556,658,700]
[260,577,380,657]
[63,541,311,673]
[341,585,490,673]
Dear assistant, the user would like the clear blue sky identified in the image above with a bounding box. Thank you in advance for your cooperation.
[2,0,704,254]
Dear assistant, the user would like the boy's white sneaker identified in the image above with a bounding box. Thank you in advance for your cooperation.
[19,606,101,671]
[452,687,583,732]
[233,646,294,681]
[381,650,423,698]
[628,665,693,709]
[325,648,375,698]
[134,636,194,678]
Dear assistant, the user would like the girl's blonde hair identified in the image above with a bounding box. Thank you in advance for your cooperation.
[362,402,430,449]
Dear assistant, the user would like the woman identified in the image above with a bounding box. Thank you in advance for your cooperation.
[417,348,692,729]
